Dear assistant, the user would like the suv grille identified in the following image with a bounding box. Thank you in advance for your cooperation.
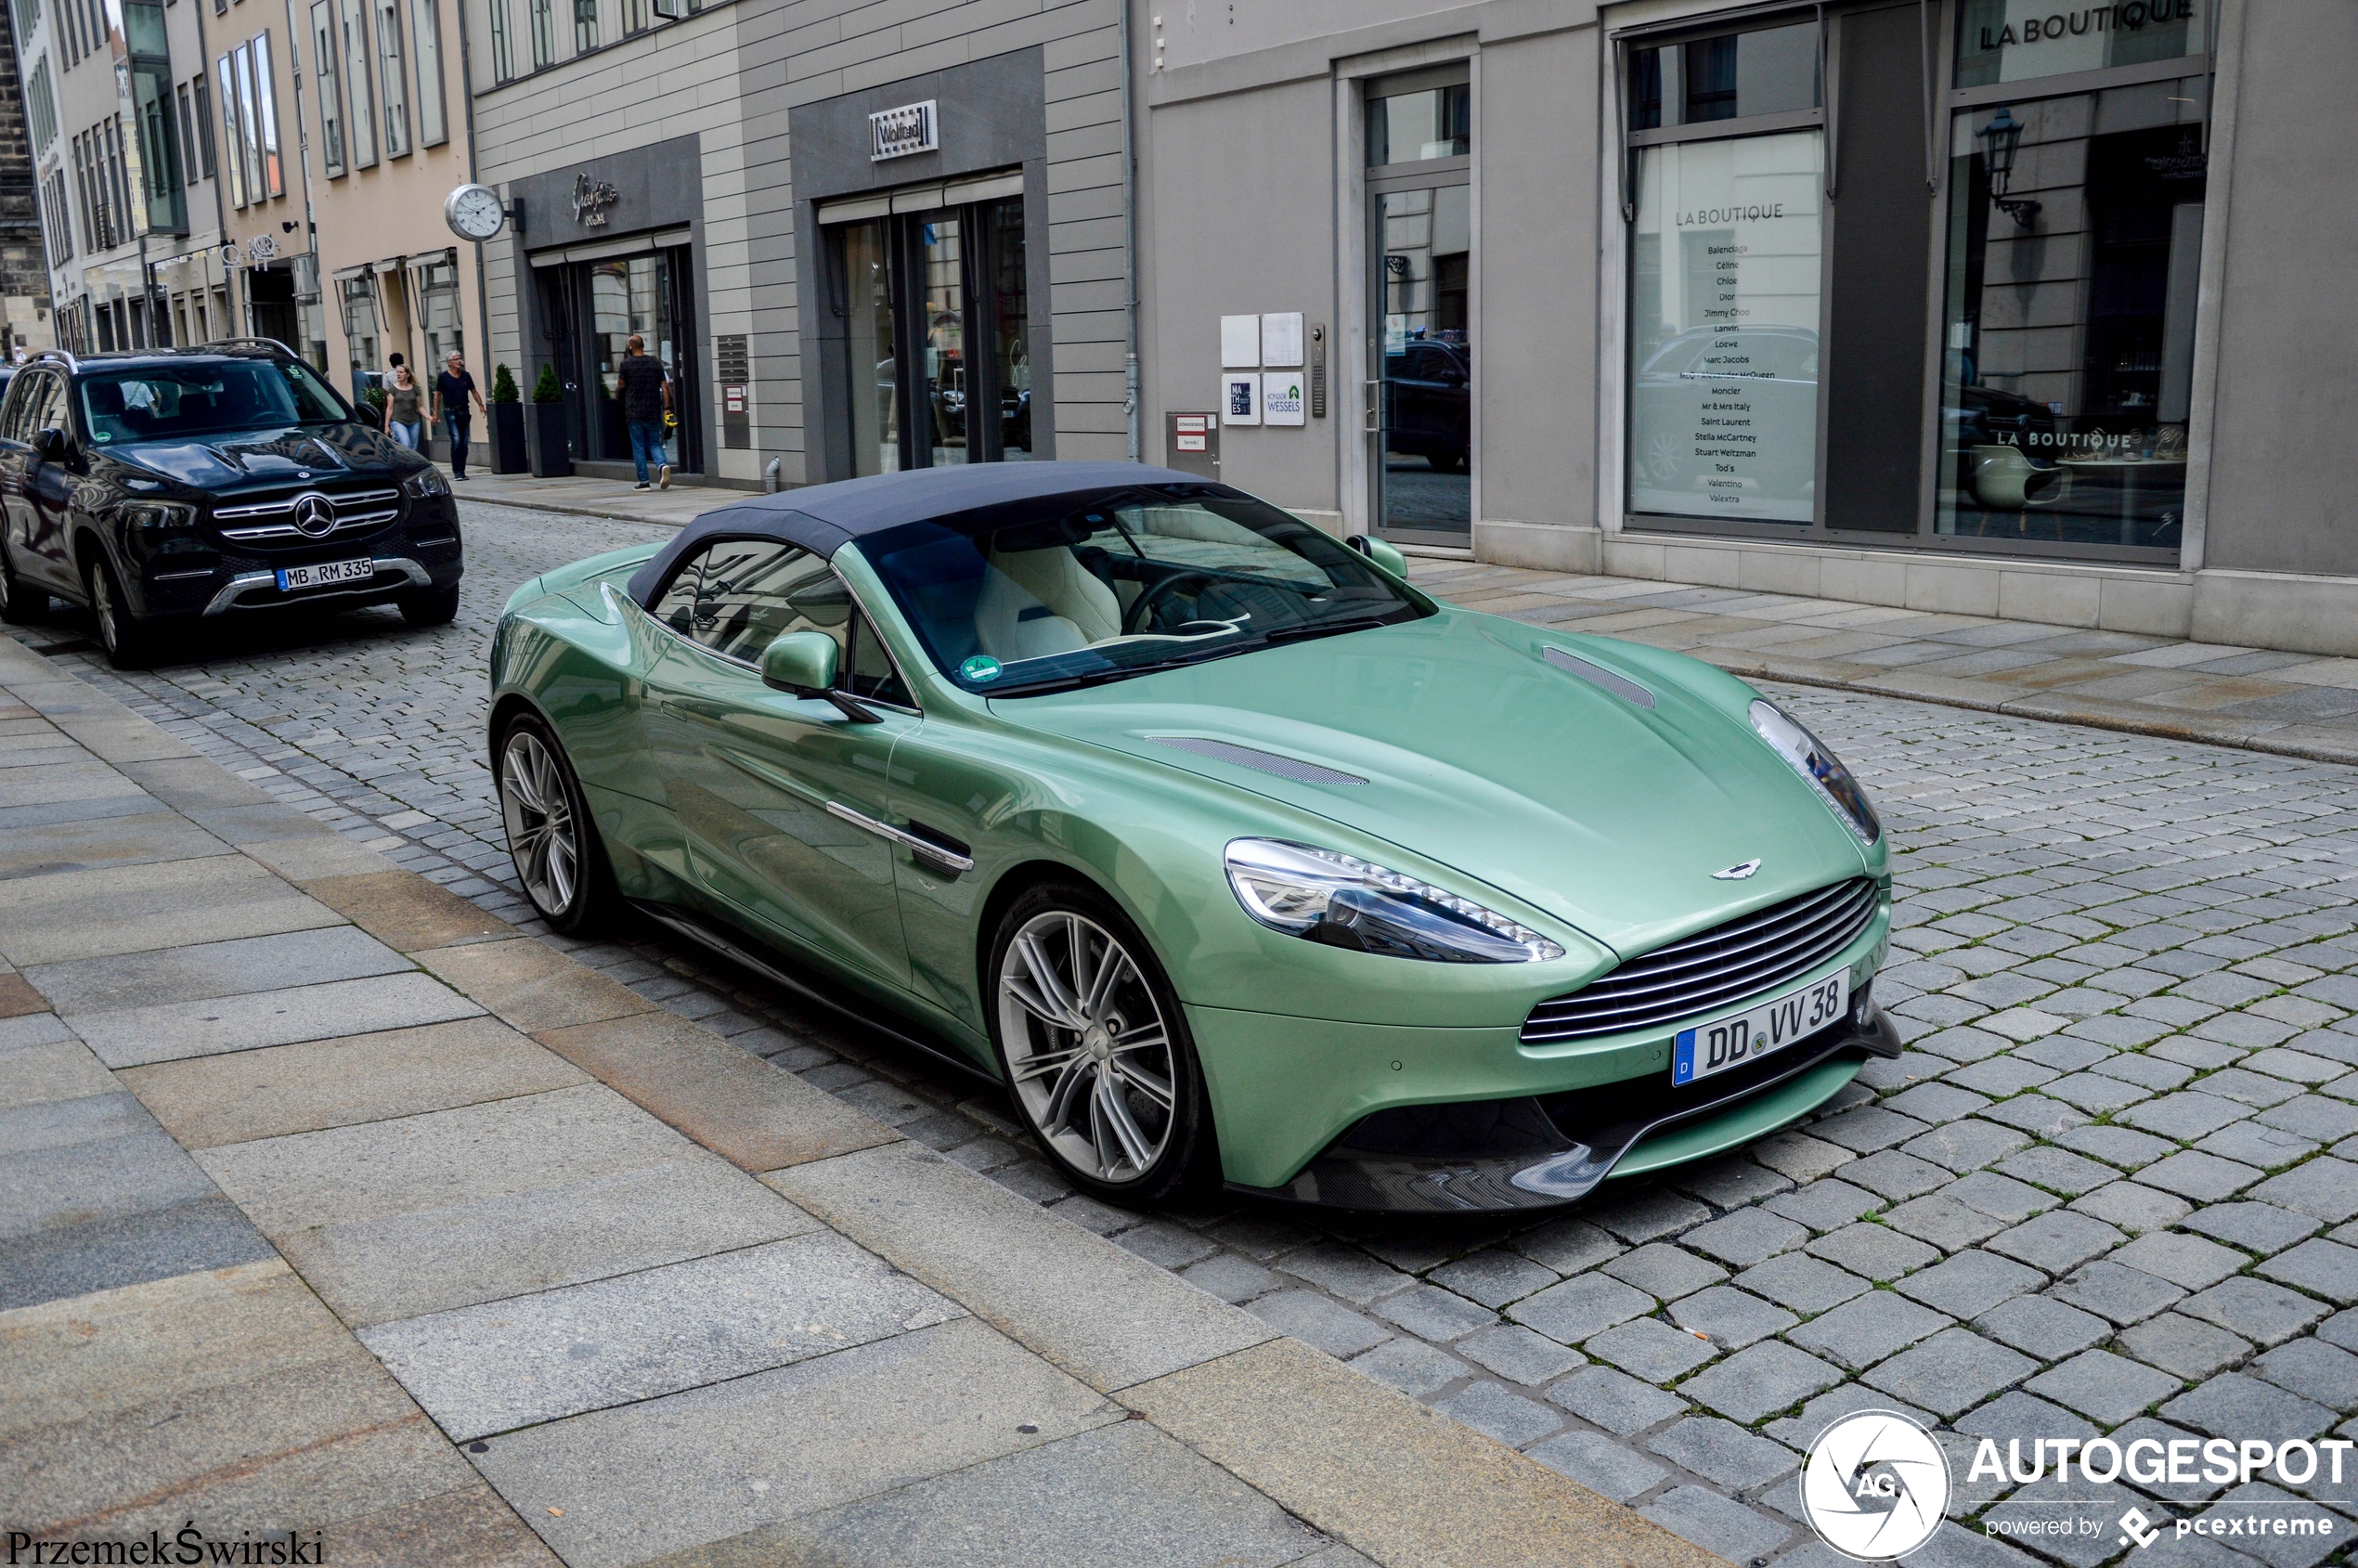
[214,486,402,543]
[1522,878,1879,1043]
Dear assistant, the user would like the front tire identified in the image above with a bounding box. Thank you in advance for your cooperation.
[85,555,157,668]
[496,714,619,934]
[988,882,1216,1206]
[399,582,462,627]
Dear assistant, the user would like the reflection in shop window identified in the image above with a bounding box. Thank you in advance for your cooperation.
[1937,89,2204,551]
[986,199,1030,460]
[1955,0,2206,86]
[840,220,897,476]
[1628,22,1818,131]
[1626,130,1823,524]
[1367,80,1469,165]
[340,275,380,401]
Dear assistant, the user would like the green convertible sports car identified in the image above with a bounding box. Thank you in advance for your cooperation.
[488,461,1897,1212]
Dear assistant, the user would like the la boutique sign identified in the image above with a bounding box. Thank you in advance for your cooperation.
[1978,0,2196,50]
[870,100,939,162]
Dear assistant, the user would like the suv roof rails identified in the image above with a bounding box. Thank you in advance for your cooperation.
[32,347,77,372]
[206,337,298,357]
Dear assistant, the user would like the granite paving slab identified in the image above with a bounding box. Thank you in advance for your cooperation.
[0,853,338,965]
[70,969,486,1068]
[26,925,414,1014]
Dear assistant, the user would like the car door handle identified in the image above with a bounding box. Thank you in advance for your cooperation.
[824,801,975,874]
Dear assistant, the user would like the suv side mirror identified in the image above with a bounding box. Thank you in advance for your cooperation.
[31,427,67,462]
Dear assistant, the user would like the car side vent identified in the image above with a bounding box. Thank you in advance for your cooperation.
[1543,647,1655,709]
[1151,737,1367,786]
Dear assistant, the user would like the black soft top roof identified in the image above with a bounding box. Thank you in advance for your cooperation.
[625,460,1212,604]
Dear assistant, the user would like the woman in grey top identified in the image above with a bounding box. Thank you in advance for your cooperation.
[384,366,426,451]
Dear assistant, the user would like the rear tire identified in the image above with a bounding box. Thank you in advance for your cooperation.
[85,555,157,668]
[0,547,45,625]
[495,713,620,935]
[398,582,462,627]
[986,880,1218,1207]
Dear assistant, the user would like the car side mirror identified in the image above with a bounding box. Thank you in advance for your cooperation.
[1347,535,1409,578]
[32,427,67,462]
[760,630,839,693]
[760,631,882,721]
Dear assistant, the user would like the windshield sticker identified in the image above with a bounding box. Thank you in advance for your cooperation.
[961,654,1003,684]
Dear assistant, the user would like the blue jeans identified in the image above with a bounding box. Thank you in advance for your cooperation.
[444,412,471,476]
[628,421,667,484]
[388,420,424,451]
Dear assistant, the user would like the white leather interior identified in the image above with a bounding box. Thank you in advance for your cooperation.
[974,546,1124,662]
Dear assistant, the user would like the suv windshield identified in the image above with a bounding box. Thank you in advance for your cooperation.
[858,484,1432,696]
[78,360,351,447]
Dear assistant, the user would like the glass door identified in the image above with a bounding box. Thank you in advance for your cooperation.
[1365,70,1472,545]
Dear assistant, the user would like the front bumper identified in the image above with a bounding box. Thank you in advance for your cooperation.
[1228,1000,1898,1212]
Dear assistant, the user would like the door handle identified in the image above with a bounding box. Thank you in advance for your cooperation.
[1364,379,1385,434]
[824,801,975,874]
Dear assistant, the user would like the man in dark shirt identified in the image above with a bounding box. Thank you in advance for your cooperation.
[434,354,486,480]
[614,336,672,490]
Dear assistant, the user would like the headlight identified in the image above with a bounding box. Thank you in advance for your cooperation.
[1224,838,1564,964]
[1750,699,1881,844]
[123,501,198,532]
[404,467,450,499]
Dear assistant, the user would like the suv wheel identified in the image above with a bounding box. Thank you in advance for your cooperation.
[399,583,462,627]
[85,555,157,668]
[0,547,44,625]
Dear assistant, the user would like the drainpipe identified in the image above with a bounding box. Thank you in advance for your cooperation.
[1119,0,1139,462]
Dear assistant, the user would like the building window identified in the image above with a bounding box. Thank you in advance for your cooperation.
[410,0,446,146]
[573,0,594,53]
[1624,21,1823,526]
[374,0,408,156]
[42,170,73,263]
[339,0,377,166]
[11,0,41,47]
[311,0,346,175]
[232,44,265,201]
[27,57,56,151]
[218,53,246,205]
[621,0,642,33]
[191,75,215,178]
[1367,78,1469,165]
[253,32,284,197]
[174,81,196,184]
[339,274,380,398]
[488,0,514,80]
[130,58,188,231]
[528,0,551,70]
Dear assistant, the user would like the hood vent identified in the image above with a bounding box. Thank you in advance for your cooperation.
[1151,736,1367,786]
[1544,647,1655,709]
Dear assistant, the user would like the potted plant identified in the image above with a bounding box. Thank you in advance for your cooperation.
[489,363,529,474]
[528,363,571,478]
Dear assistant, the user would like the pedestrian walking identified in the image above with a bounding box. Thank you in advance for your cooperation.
[434,353,486,480]
[614,335,672,490]
[383,364,427,452]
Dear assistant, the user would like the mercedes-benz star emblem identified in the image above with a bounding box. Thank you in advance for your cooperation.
[292,493,337,538]
[1713,859,1763,881]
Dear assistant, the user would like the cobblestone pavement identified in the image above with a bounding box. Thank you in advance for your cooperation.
[19,501,2358,1567]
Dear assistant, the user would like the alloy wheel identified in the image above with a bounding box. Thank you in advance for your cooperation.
[500,729,579,916]
[89,565,121,654]
[996,910,1177,1185]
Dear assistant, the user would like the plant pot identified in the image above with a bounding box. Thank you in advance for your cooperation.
[528,403,572,478]
[491,403,529,474]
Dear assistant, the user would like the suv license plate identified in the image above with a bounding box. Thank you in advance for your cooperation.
[276,558,375,592]
[1673,971,1848,1086]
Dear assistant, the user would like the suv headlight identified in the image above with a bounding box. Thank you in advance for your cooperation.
[123,501,199,532]
[1224,838,1564,964]
[1750,699,1881,844]
[403,467,450,499]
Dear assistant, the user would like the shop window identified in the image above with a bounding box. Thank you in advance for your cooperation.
[1936,86,2206,550]
[340,275,380,399]
[411,0,446,144]
[312,0,346,175]
[1955,0,2207,86]
[1628,21,1819,131]
[536,245,702,475]
[1367,77,1469,166]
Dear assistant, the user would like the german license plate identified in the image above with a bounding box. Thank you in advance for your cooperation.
[1673,970,1848,1086]
[276,557,375,592]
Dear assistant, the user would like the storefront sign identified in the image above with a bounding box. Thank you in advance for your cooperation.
[1976,0,2195,52]
[1956,0,2204,85]
[869,100,939,162]
[1262,373,1304,425]
[1222,373,1260,425]
[571,173,619,227]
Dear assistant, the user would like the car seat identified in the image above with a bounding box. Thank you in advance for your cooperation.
[974,544,1122,662]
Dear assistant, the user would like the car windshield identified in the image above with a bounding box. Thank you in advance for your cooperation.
[77,360,351,447]
[859,484,1432,696]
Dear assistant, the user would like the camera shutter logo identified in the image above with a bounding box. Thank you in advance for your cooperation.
[1801,1410,1950,1560]
[292,493,338,538]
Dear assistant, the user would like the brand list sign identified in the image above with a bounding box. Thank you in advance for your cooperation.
[870,101,939,162]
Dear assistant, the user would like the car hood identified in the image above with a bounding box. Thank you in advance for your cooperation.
[106,423,416,487]
[989,610,1873,958]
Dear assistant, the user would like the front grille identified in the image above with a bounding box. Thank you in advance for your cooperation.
[1522,877,1879,1043]
[214,486,402,544]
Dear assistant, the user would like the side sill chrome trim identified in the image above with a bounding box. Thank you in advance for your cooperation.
[201,557,432,616]
[823,800,976,873]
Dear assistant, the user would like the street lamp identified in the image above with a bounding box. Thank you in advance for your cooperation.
[1976,107,2042,229]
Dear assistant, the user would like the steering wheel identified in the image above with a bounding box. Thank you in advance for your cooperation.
[1123,571,1219,634]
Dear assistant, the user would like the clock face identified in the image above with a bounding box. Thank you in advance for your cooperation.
[447,184,505,240]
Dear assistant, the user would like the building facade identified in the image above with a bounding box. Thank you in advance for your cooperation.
[455,0,1129,487]
[1133,0,2358,655]
[0,0,55,352]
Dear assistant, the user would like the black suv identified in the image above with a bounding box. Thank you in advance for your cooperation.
[0,342,462,667]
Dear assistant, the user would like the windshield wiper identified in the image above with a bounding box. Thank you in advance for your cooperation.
[1259,615,1396,646]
